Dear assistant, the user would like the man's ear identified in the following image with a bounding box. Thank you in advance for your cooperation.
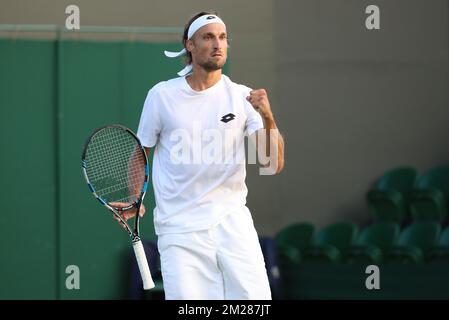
[186,39,195,53]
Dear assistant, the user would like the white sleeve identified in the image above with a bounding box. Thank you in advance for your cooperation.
[243,89,264,137]
[137,85,163,148]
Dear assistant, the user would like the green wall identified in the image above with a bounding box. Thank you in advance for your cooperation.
[0,40,58,300]
[0,38,187,299]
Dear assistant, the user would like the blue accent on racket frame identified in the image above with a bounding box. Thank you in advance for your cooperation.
[87,183,95,193]
[143,181,148,192]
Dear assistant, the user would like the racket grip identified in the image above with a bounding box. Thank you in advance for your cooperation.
[132,239,155,290]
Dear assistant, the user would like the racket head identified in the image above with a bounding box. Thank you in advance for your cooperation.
[81,124,149,219]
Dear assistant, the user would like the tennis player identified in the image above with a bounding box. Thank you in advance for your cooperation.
[124,11,284,300]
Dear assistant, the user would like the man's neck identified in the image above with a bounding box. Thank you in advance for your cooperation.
[186,67,222,91]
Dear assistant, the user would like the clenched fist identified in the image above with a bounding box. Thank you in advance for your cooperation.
[246,89,273,119]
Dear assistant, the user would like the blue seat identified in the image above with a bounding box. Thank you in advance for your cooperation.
[259,236,282,300]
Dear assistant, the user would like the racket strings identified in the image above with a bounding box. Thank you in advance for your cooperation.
[88,143,143,202]
[85,127,146,205]
[88,131,133,180]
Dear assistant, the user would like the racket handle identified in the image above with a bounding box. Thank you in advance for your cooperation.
[132,239,155,290]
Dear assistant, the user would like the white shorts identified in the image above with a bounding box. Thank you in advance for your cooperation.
[157,209,272,300]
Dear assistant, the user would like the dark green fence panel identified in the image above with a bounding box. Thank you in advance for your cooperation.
[58,40,127,299]
[0,40,57,299]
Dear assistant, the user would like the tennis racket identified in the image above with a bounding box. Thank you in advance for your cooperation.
[81,124,155,290]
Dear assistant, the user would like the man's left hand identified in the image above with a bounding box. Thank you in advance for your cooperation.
[246,89,273,119]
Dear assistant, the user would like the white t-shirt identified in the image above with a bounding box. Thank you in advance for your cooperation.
[137,74,264,235]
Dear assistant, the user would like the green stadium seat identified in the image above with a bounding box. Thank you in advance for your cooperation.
[345,222,400,264]
[426,226,449,262]
[385,222,441,264]
[367,166,417,224]
[409,165,449,222]
[275,222,315,264]
[303,222,358,263]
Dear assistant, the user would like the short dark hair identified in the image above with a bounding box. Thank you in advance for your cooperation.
[182,11,220,65]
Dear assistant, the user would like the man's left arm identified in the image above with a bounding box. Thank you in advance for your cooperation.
[246,89,285,175]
